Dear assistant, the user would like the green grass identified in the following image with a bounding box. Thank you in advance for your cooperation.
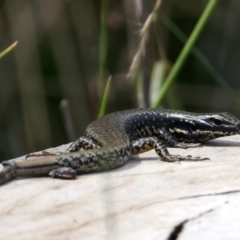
[98,0,109,117]
[0,41,18,59]
[152,0,219,108]
[98,76,112,118]
[160,13,238,105]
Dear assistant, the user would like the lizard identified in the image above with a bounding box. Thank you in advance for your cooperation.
[0,108,239,185]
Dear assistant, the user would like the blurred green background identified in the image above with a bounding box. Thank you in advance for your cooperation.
[0,0,239,161]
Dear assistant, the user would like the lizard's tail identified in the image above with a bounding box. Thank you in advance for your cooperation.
[0,166,15,185]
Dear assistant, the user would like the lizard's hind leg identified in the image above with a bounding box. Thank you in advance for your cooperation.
[66,136,101,152]
[49,167,76,179]
[26,136,101,159]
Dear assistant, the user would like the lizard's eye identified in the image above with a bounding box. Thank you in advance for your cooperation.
[210,118,222,125]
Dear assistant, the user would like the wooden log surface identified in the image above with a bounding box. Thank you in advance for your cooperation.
[0,135,240,240]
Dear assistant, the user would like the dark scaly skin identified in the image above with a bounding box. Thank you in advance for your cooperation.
[1,108,240,185]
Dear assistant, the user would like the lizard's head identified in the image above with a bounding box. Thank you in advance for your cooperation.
[190,112,240,142]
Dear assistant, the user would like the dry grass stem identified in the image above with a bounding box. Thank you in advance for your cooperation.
[128,0,163,80]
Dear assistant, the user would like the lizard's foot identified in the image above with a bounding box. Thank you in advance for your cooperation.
[162,154,210,162]
[26,151,61,159]
[154,139,208,162]
[49,167,76,179]
[174,142,202,149]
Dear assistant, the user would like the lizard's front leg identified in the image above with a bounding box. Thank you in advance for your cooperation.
[130,137,209,162]
[130,128,200,155]
[158,128,201,149]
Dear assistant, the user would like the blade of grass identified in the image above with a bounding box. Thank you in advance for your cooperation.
[160,14,238,103]
[152,0,218,108]
[98,76,112,117]
[0,41,18,59]
[98,0,108,95]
